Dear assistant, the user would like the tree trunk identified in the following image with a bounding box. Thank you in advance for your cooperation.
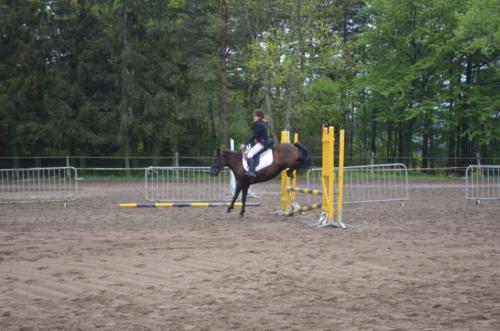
[218,0,229,147]
[208,100,217,142]
[295,0,305,68]
[422,112,429,171]
[456,54,475,172]
[122,0,131,176]
[152,135,161,166]
[422,134,429,170]
[429,128,435,173]
[386,123,392,158]
[370,108,377,161]
[341,4,349,43]
[264,85,278,142]
[398,123,406,165]
[285,81,293,130]
[446,129,456,175]
[348,103,355,164]
[446,54,460,175]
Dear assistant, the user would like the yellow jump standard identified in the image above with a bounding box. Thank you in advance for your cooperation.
[281,126,347,228]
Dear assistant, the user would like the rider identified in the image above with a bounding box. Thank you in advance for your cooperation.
[243,109,270,177]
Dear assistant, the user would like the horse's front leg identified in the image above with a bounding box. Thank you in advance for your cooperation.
[227,184,241,214]
[239,185,249,217]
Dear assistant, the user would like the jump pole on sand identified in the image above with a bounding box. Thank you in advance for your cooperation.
[120,141,262,209]
[119,202,260,208]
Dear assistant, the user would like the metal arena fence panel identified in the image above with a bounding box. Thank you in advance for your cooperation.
[0,167,78,204]
[145,166,237,203]
[466,165,500,202]
[305,163,409,205]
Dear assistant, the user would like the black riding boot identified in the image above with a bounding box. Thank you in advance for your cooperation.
[246,157,256,177]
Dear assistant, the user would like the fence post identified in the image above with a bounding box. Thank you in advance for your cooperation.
[174,151,179,178]
[13,156,19,169]
[337,129,345,225]
[79,156,86,171]
[174,152,179,167]
[370,151,375,175]
[125,154,131,176]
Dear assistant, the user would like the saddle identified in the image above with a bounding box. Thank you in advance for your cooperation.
[242,148,273,172]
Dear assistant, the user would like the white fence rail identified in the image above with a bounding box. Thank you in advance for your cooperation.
[145,166,258,203]
[305,163,409,205]
[0,167,78,204]
[466,165,500,202]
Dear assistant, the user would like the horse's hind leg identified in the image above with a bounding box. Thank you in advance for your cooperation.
[227,184,241,214]
[239,185,249,217]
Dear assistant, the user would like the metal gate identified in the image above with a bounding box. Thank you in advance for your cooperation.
[466,165,500,203]
[145,166,258,203]
[306,163,409,205]
[0,167,78,204]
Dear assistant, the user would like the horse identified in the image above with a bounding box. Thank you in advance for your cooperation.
[209,143,312,217]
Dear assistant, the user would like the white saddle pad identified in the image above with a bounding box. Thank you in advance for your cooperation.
[243,149,273,172]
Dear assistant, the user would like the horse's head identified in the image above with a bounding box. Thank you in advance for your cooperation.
[209,148,226,176]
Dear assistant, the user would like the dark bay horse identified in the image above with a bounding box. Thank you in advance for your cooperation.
[209,143,312,217]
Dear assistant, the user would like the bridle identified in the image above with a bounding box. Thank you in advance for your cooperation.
[210,153,226,176]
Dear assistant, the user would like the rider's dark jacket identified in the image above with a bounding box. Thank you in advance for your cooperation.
[245,119,270,146]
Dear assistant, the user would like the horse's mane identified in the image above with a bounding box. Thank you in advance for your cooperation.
[222,149,242,156]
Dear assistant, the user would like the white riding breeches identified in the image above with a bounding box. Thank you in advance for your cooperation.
[247,143,264,158]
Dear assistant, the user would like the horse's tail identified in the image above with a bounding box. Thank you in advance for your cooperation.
[294,143,313,170]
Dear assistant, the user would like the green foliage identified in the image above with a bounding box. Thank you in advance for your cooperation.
[0,0,498,167]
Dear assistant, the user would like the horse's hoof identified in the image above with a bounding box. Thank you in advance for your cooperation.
[226,208,232,214]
